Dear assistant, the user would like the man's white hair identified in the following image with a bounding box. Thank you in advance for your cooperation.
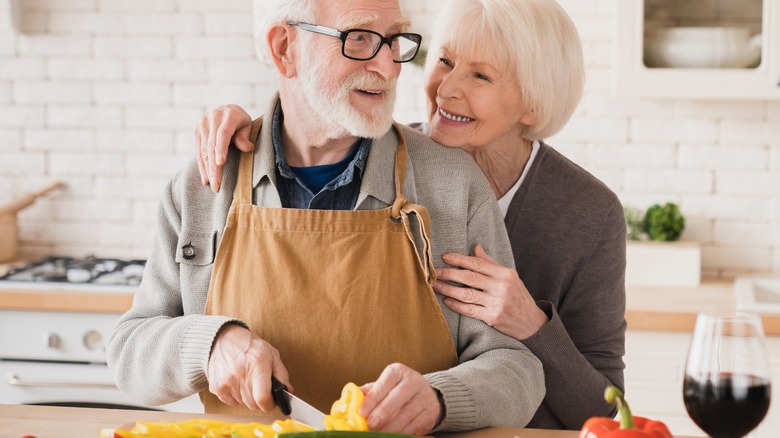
[253,0,316,67]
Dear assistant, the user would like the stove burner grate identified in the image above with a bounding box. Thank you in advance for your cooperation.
[0,256,146,287]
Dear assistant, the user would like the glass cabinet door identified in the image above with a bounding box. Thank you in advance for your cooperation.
[614,0,780,99]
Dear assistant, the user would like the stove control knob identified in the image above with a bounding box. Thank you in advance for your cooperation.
[83,330,103,351]
[44,333,61,349]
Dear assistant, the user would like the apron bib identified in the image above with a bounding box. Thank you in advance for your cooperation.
[201,118,458,415]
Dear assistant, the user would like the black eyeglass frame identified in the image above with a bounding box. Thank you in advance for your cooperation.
[286,21,422,63]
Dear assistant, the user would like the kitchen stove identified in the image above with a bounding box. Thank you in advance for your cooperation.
[0,255,202,412]
[0,256,145,291]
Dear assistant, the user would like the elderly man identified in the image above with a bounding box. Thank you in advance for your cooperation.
[107,0,544,434]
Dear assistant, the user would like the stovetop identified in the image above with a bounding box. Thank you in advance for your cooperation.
[0,256,145,292]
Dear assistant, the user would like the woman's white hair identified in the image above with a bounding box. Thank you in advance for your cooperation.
[425,0,584,140]
[253,0,316,67]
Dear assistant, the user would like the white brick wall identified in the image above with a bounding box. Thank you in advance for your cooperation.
[0,0,778,276]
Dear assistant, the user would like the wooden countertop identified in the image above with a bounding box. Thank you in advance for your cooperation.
[0,404,700,438]
[2,259,779,335]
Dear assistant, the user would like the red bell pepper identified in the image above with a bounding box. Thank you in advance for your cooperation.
[579,386,673,438]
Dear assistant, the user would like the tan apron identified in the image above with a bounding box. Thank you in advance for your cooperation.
[200,118,458,415]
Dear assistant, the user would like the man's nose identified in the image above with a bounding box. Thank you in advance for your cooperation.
[365,42,401,79]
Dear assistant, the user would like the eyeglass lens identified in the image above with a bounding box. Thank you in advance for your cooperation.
[343,31,419,61]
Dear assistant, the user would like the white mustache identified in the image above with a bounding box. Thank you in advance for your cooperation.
[343,73,396,93]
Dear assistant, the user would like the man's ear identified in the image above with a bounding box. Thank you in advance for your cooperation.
[268,24,297,78]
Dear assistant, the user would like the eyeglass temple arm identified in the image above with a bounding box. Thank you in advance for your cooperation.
[287,21,342,38]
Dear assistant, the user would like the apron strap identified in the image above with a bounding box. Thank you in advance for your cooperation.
[390,123,409,219]
[233,117,264,206]
[399,203,437,285]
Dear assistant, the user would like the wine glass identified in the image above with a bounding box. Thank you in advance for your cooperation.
[683,311,772,438]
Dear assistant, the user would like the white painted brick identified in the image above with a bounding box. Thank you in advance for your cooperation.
[584,41,612,68]
[17,35,92,56]
[48,12,124,35]
[625,169,713,194]
[23,0,98,11]
[558,0,603,17]
[95,177,168,200]
[0,58,46,80]
[716,172,780,196]
[24,129,94,151]
[774,249,780,274]
[173,83,255,108]
[51,199,132,221]
[99,0,174,12]
[0,153,46,175]
[95,130,175,153]
[174,130,199,155]
[678,217,712,242]
[582,166,623,192]
[772,146,780,171]
[631,118,719,143]
[125,107,204,130]
[589,142,677,168]
[583,68,611,94]
[100,223,156,248]
[680,195,770,221]
[124,13,202,36]
[0,36,15,56]
[49,153,125,176]
[19,12,48,34]
[94,36,172,58]
[176,0,251,12]
[175,37,255,60]
[549,140,588,168]
[94,83,171,105]
[722,120,780,145]
[14,81,92,104]
[47,106,123,128]
[0,82,9,104]
[133,200,160,224]
[714,221,780,246]
[678,144,768,170]
[702,245,772,271]
[47,58,125,80]
[555,116,628,142]
[19,222,100,245]
[0,129,21,150]
[253,86,280,113]
[769,103,780,121]
[678,100,767,119]
[206,60,272,84]
[127,60,206,82]
[126,154,189,178]
[203,14,253,36]
[0,105,45,127]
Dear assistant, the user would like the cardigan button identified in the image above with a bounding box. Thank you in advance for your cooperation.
[182,243,196,260]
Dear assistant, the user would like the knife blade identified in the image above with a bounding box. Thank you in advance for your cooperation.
[271,377,327,430]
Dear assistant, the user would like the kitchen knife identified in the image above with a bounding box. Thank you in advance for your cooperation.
[271,377,327,430]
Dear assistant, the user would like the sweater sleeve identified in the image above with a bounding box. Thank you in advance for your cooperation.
[106,173,243,406]
[520,196,627,429]
[426,190,545,432]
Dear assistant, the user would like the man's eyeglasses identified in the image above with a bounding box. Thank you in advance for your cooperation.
[287,22,422,63]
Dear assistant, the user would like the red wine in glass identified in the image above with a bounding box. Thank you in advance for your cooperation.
[684,372,771,438]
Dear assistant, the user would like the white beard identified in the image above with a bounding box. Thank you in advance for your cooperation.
[297,49,397,140]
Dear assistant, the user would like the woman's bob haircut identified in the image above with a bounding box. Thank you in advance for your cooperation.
[425,0,585,140]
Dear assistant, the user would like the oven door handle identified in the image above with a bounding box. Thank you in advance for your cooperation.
[6,373,117,389]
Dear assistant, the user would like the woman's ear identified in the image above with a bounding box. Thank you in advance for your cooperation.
[267,24,297,78]
[519,110,537,127]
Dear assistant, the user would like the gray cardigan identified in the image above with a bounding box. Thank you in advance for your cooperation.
[506,142,626,430]
[107,96,545,432]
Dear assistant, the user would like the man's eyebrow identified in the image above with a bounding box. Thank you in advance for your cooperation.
[341,14,413,32]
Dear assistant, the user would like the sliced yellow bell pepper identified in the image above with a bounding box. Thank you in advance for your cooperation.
[324,382,369,431]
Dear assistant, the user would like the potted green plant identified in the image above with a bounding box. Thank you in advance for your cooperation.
[625,202,701,287]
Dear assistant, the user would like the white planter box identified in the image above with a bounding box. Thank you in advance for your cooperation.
[626,241,701,287]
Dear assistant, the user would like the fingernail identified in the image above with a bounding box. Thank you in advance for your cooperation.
[217,154,225,165]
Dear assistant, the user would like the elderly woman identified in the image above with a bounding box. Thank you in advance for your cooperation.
[194,0,626,430]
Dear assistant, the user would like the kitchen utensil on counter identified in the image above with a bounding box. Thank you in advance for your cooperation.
[0,181,64,262]
[272,377,327,430]
[644,26,762,68]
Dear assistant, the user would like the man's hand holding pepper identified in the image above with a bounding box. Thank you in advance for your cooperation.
[359,363,443,435]
[207,323,291,411]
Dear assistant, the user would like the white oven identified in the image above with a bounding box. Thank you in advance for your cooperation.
[0,257,202,412]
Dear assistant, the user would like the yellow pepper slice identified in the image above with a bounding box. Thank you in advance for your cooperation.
[324,382,369,431]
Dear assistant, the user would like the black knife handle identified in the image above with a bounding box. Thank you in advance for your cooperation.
[271,376,292,415]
